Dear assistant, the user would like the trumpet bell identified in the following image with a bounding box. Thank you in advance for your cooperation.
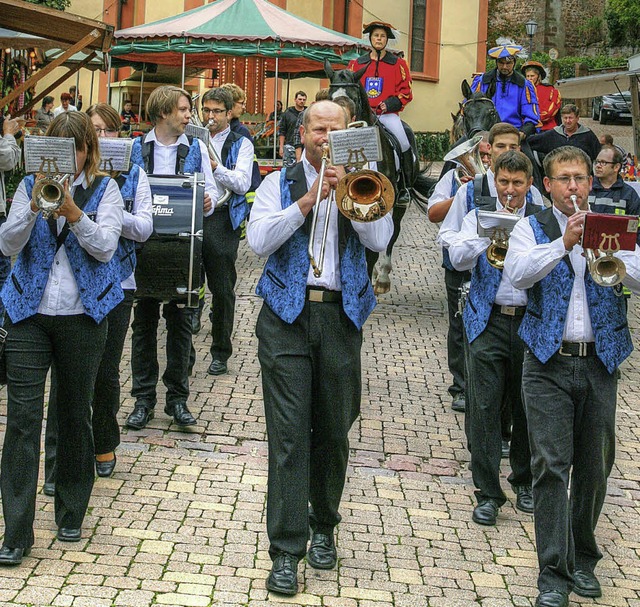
[486,242,508,269]
[586,249,626,287]
[32,175,68,216]
[336,169,394,223]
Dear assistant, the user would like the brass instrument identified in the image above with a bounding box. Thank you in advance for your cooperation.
[571,194,626,287]
[308,145,333,278]
[485,195,517,270]
[189,94,232,207]
[443,134,487,188]
[32,174,71,218]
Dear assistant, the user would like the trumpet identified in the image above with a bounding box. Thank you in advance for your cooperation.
[189,94,232,207]
[32,174,71,218]
[571,194,627,287]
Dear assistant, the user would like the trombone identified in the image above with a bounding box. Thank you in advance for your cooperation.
[571,194,626,287]
[308,145,333,278]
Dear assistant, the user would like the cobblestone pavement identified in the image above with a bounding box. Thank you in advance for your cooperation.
[1,198,640,607]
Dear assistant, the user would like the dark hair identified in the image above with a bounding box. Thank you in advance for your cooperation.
[600,144,623,166]
[600,133,614,145]
[333,96,356,122]
[42,96,54,108]
[60,92,72,103]
[560,103,579,116]
[146,85,191,125]
[488,122,520,145]
[543,145,591,177]
[69,86,77,94]
[494,150,533,180]
[86,103,121,132]
[295,91,307,99]
[202,87,234,111]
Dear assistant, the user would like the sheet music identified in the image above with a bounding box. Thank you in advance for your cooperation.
[98,138,133,172]
[185,123,210,147]
[477,210,520,238]
[329,126,382,167]
[24,136,77,174]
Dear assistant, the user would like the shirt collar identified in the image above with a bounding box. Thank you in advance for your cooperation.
[212,126,231,142]
[146,128,189,148]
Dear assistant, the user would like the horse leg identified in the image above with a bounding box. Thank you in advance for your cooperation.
[366,249,379,280]
[372,204,406,295]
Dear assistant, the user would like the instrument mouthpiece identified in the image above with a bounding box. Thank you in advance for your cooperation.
[570,194,580,213]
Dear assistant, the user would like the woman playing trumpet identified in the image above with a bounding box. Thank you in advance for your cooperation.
[0,111,124,564]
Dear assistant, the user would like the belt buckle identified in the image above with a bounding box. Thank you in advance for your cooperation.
[501,305,516,316]
[308,289,323,303]
[558,345,572,357]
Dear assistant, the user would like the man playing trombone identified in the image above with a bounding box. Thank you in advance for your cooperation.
[504,146,640,607]
[200,87,254,376]
[448,150,538,526]
[247,100,392,597]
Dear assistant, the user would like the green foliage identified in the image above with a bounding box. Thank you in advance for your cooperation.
[575,16,604,46]
[5,166,26,208]
[605,0,640,47]
[517,52,627,81]
[415,131,451,162]
[25,0,71,10]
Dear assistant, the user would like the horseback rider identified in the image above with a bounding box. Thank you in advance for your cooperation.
[348,21,414,204]
[521,60,561,132]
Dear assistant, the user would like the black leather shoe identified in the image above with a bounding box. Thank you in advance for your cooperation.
[57,528,81,542]
[190,308,203,335]
[535,590,569,607]
[164,402,196,426]
[451,393,465,413]
[0,546,30,566]
[472,499,499,526]
[307,532,337,569]
[126,404,154,430]
[573,570,602,598]
[266,553,299,596]
[514,485,534,514]
[207,359,228,375]
[95,454,117,478]
[501,439,510,459]
[42,482,55,496]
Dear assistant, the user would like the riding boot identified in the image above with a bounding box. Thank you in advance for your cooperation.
[396,150,414,208]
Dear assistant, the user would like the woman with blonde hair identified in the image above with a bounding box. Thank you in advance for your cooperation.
[0,111,124,564]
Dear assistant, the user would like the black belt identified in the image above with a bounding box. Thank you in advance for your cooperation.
[306,287,342,303]
[558,341,596,357]
[492,304,526,317]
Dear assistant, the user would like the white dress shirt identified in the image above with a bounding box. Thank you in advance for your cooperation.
[504,205,640,341]
[0,172,123,316]
[448,201,528,306]
[121,167,153,290]
[247,154,393,291]
[52,104,77,117]
[427,169,456,210]
[211,126,254,200]
[144,129,220,216]
[437,169,544,248]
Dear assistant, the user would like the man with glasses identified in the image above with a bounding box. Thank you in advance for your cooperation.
[504,146,640,607]
[200,87,254,376]
[589,144,640,218]
[221,83,253,142]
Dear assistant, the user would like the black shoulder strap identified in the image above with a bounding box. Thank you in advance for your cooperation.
[176,135,194,175]
[140,134,154,174]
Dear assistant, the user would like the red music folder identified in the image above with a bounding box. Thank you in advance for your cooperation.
[582,213,639,251]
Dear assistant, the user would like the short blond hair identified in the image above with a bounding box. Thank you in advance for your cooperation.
[146,85,191,125]
[220,83,245,103]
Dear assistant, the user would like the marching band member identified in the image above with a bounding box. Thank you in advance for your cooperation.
[200,87,254,376]
[504,146,640,607]
[125,85,219,430]
[348,21,413,203]
[247,100,392,596]
[0,112,124,562]
[448,150,538,526]
[43,103,153,491]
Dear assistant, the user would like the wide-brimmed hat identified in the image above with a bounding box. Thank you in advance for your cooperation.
[521,60,547,80]
[363,21,396,40]
[488,44,523,60]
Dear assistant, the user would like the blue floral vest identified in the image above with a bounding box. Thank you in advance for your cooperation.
[463,198,540,343]
[255,164,376,330]
[518,208,633,373]
[130,133,202,176]
[115,164,140,282]
[220,132,250,230]
[2,175,124,324]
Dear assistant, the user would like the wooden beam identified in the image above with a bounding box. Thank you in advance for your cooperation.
[0,30,100,111]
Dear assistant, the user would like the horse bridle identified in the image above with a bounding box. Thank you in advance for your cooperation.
[459,97,496,116]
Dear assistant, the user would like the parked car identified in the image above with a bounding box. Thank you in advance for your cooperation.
[592,91,632,125]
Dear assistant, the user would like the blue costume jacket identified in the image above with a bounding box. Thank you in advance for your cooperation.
[2,175,124,324]
[518,207,632,374]
[255,163,376,330]
[219,131,250,230]
[130,133,202,176]
[115,164,140,282]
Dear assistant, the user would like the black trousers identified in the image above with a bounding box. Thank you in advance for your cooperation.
[256,301,362,560]
[0,314,106,548]
[522,351,617,595]
[467,310,531,505]
[444,267,469,398]
[131,298,193,407]
[202,209,241,363]
[44,291,135,484]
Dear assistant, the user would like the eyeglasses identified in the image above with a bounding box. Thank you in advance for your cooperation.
[548,175,590,185]
[594,159,618,166]
[202,108,227,116]
[95,128,118,135]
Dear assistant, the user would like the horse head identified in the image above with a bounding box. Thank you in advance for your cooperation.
[324,58,373,125]
[459,78,500,137]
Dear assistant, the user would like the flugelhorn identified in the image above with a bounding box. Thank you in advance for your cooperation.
[571,194,627,287]
[443,134,487,188]
[32,174,71,218]
[189,94,232,207]
[485,195,516,269]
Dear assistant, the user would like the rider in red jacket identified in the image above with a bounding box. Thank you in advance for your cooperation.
[521,61,561,132]
[348,21,414,203]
